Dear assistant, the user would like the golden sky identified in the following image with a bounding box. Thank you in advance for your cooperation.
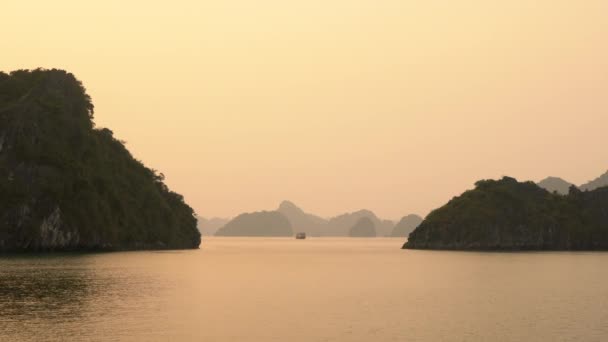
[3,0,608,220]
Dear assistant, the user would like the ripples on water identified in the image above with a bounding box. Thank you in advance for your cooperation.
[0,253,167,341]
[1,238,608,341]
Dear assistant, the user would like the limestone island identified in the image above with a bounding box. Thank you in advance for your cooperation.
[349,217,376,237]
[404,176,608,250]
[0,69,201,251]
[215,211,293,237]
[390,214,423,237]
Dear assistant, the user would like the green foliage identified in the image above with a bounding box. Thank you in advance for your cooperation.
[0,69,200,251]
[406,176,608,250]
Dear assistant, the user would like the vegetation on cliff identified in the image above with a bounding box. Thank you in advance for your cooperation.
[404,177,608,250]
[0,69,201,251]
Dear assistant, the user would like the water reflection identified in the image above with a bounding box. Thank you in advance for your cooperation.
[0,255,95,321]
[3,240,608,341]
[0,253,167,341]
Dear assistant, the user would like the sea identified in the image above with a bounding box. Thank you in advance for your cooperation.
[1,237,607,341]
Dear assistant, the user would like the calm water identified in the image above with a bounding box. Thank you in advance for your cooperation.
[1,237,608,341]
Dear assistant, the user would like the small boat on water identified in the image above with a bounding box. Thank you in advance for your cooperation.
[295,232,306,239]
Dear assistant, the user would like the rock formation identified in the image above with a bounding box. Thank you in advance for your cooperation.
[580,171,608,191]
[215,211,293,237]
[197,216,230,236]
[325,209,392,236]
[390,214,423,237]
[276,200,327,236]
[349,217,376,237]
[537,176,574,195]
[0,69,201,251]
[404,177,608,250]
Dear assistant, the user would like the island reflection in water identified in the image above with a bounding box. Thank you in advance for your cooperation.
[0,253,167,341]
[2,238,608,342]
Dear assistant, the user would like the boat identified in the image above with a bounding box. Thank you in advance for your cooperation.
[295,232,306,239]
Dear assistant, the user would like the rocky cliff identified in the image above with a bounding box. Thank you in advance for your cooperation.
[404,177,608,250]
[0,69,201,251]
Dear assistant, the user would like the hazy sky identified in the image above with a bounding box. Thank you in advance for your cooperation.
[3,1,608,220]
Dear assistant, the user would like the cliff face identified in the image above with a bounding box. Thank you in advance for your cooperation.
[0,69,201,251]
[404,177,608,250]
[215,211,293,237]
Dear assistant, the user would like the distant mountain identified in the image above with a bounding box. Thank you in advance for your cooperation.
[325,209,393,236]
[580,170,608,191]
[390,214,423,237]
[349,217,376,237]
[197,216,230,236]
[377,219,396,237]
[537,177,574,195]
[220,202,396,237]
[276,201,327,236]
[215,211,293,237]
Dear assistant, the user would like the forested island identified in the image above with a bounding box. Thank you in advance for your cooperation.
[404,177,608,250]
[0,69,201,251]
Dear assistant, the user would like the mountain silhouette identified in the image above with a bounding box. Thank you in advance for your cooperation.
[325,209,393,236]
[197,216,230,236]
[276,201,327,236]
[390,214,423,237]
[537,177,574,195]
[221,201,404,237]
[349,217,376,237]
[580,170,608,191]
[215,211,293,237]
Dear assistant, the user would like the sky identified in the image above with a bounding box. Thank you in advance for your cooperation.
[2,0,608,220]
